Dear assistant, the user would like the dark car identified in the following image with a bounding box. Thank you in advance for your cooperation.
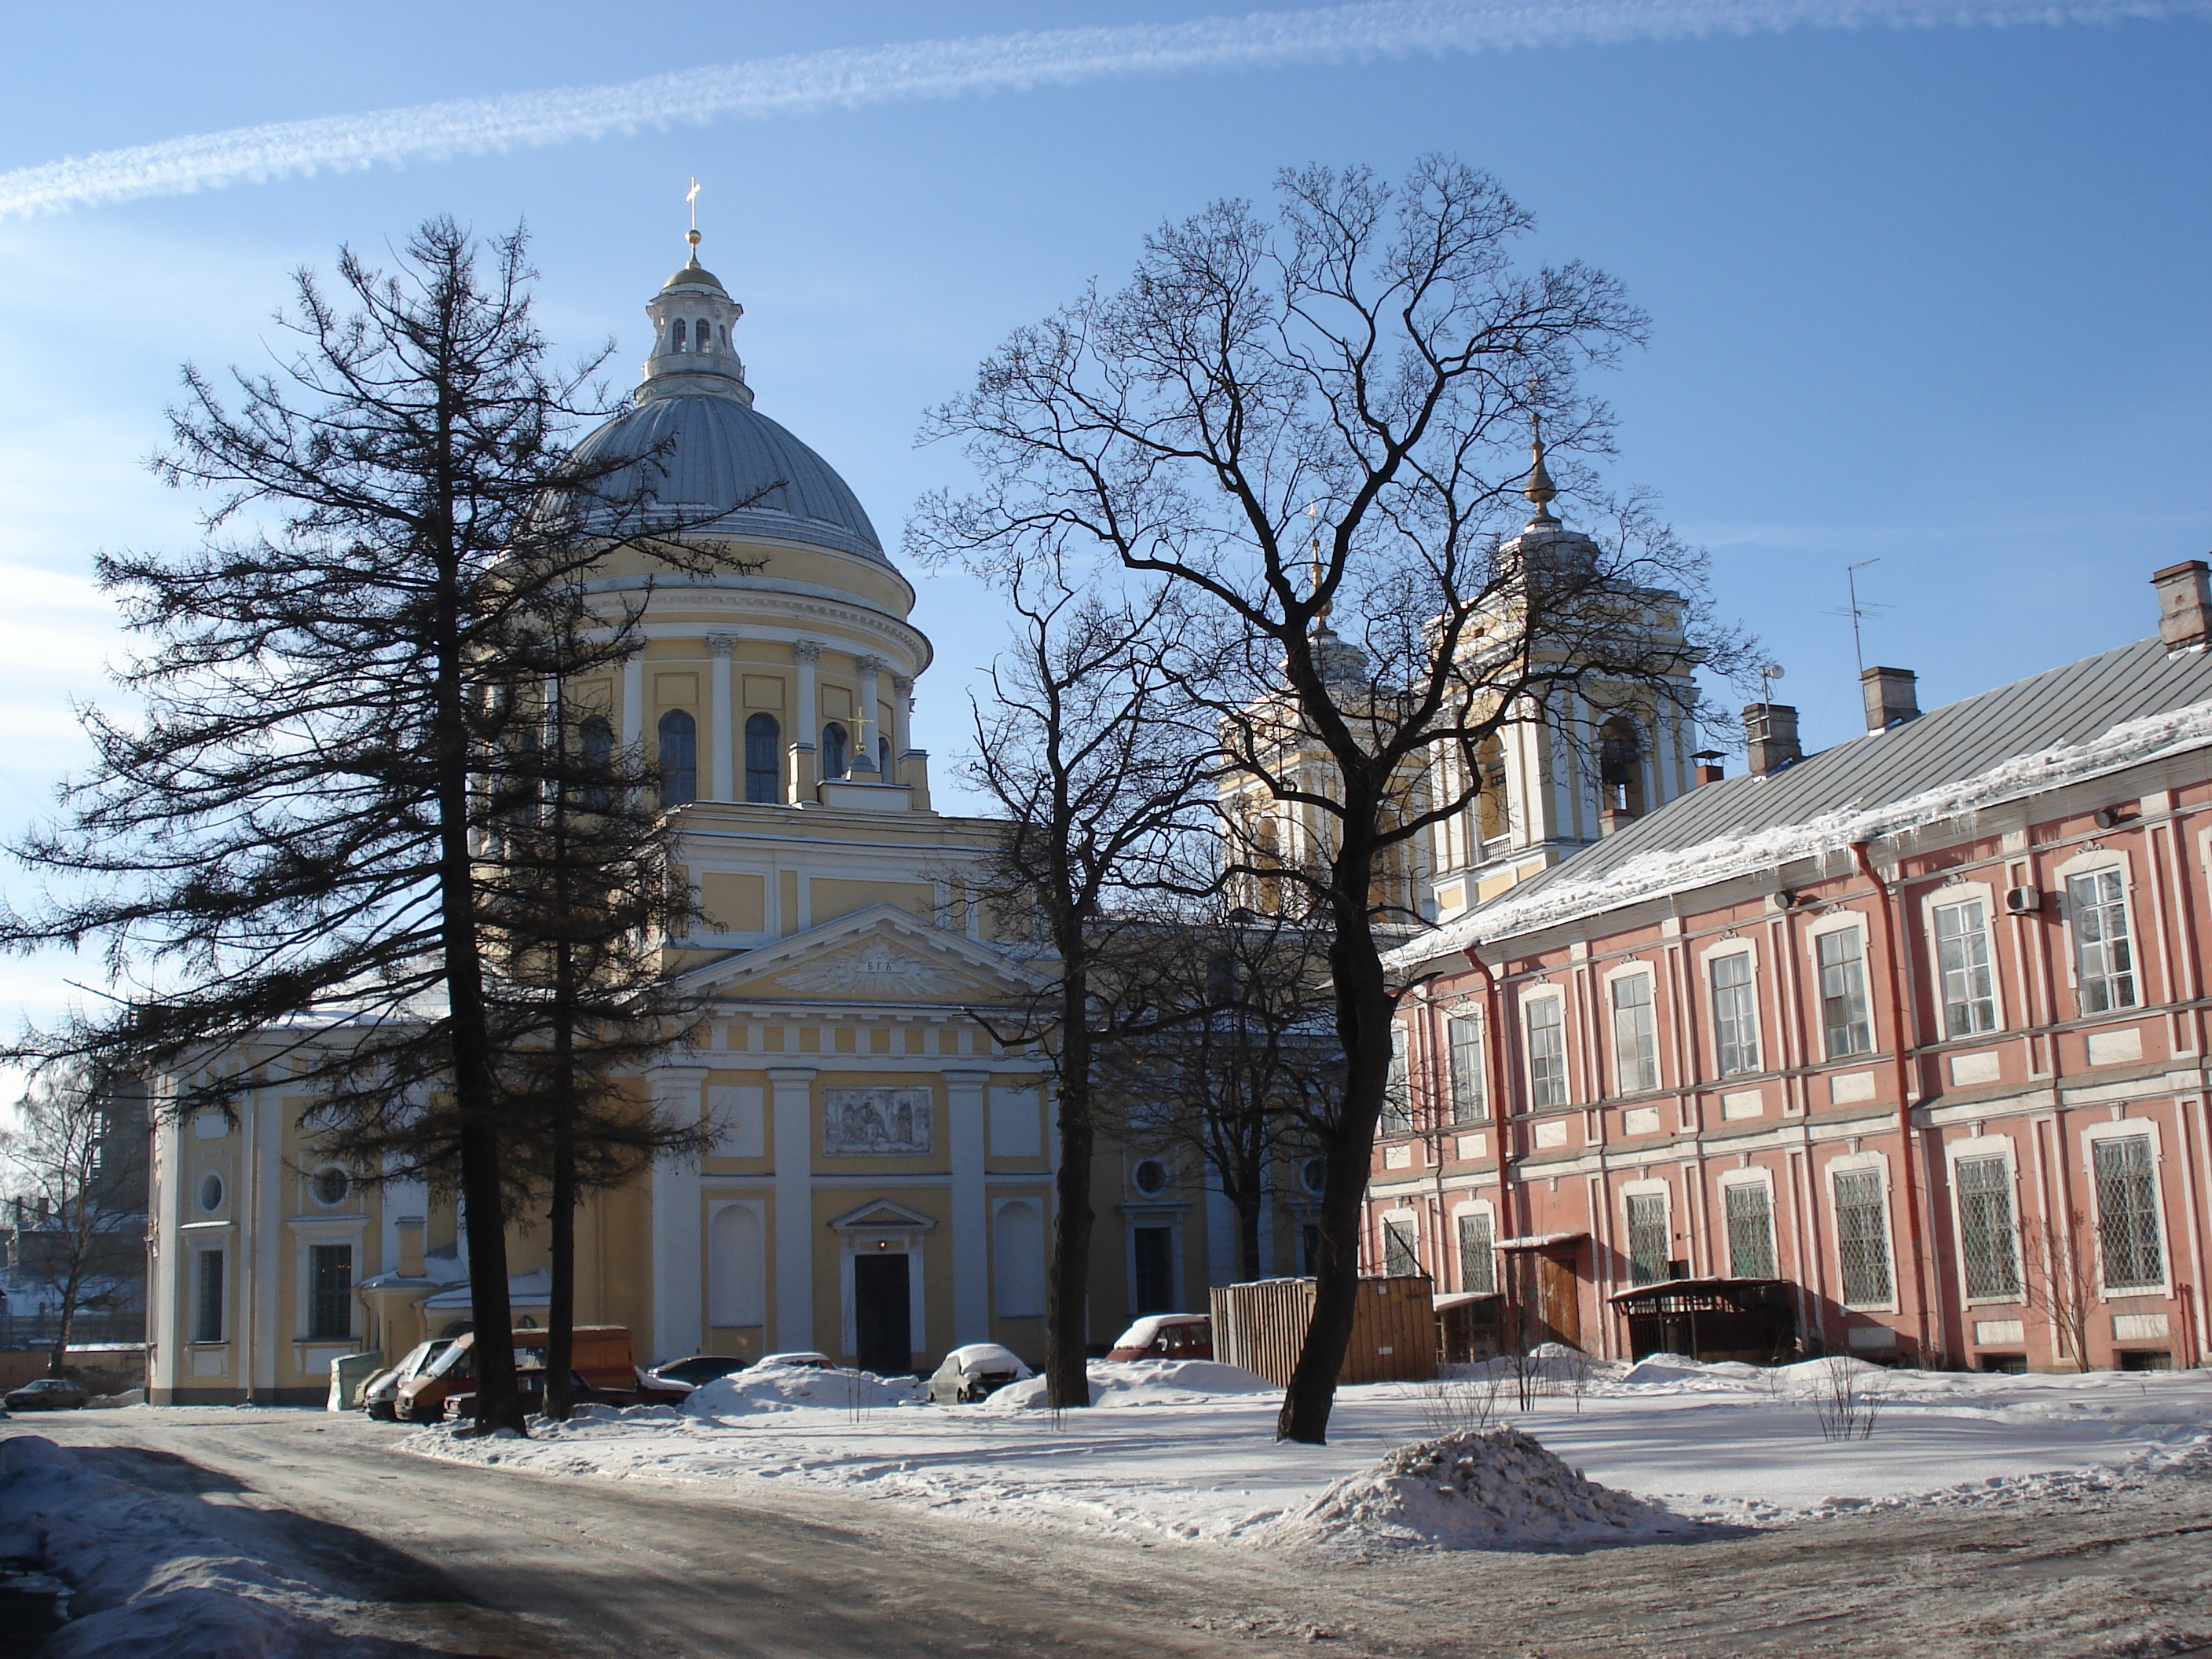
[4,1378,90,1412]
[650,1354,749,1388]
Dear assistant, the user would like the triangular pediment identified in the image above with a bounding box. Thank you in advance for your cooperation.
[828,1198,938,1232]
[681,904,1044,1007]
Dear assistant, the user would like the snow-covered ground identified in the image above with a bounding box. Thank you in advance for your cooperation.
[404,1353,2212,1552]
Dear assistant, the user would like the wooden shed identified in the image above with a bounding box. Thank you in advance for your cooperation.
[1210,1276,1437,1386]
[1607,1277,1796,1363]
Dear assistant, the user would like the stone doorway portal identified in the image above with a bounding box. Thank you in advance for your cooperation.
[853,1251,912,1374]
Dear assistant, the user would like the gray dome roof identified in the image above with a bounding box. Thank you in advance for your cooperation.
[565,393,885,563]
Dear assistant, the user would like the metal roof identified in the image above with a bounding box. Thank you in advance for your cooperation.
[1408,633,2212,958]
[565,390,887,565]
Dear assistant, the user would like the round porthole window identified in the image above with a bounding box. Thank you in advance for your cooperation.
[1301,1156,1328,1196]
[309,1166,350,1208]
[198,1172,225,1214]
[1132,1157,1169,1196]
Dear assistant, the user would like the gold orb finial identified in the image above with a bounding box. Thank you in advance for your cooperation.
[1524,411,1558,524]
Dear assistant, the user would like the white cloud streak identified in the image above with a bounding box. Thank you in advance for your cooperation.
[3,0,2203,218]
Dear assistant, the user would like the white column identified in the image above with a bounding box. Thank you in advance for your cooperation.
[248,1086,282,1399]
[150,1088,180,1399]
[769,1067,818,1350]
[621,654,644,751]
[647,1065,710,1365]
[945,1069,991,1345]
[791,641,822,796]
[892,675,914,766]
[854,655,884,774]
[706,633,737,801]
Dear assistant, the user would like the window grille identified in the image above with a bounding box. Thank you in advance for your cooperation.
[1953,1155,2020,1298]
[1383,1218,1420,1278]
[308,1244,353,1342]
[1833,1169,1894,1306]
[1625,1192,1669,1287]
[1934,899,1998,1037]
[1709,954,1760,1076]
[1724,1182,1777,1279]
[1457,1211,1496,1295]
[1611,975,1658,1094]
[1526,998,1568,1108]
[195,1250,225,1343]
[2067,870,2137,1013]
[2093,1134,2164,1291]
[1447,1014,1486,1122]
[1817,931,1873,1058]
[1382,1027,1412,1133]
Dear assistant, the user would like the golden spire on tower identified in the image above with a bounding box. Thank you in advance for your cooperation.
[1523,410,1558,525]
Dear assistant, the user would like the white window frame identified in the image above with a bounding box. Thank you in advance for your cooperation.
[1824,1151,1899,1313]
[1445,1007,1487,1123]
[2056,850,2141,1017]
[1522,990,1570,1109]
[1602,965,1660,1097]
[1922,883,2004,1039]
[2081,1118,2171,1297]
[1382,1022,1413,1133]
[1943,1134,2024,1306]
[1380,1206,1422,1279]
[1450,1199,1498,1295]
[1701,941,1763,1079]
[1620,1177,1673,1287]
[1716,1170,1778,1280]
[1803,914,1874,1060]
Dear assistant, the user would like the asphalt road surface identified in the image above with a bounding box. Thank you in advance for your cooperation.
[18,1407,2212,1658]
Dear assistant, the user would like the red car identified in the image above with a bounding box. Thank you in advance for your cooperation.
[1106,1314,1213,1362]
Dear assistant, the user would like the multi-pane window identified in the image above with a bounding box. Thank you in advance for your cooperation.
[1954,1155,2020,1299]
[1447,1014,1486,1122]
[2092,1134,2165,1291]
[657,709,698,808]
[1625,1192,1669,1287]
[1610,975,1658,1095]
[1457,1210,1496,1295]
[1817,930,1873,1059]
[195,1250,225,1343]
[1709,953,1760,1076]
[1526,998,1568,1108]
[1383,1218,1420,1278]
[1382,1027,1412,1133]
[2068,870,2137,1013]
[1724,1181,1777,1279]
[1934,899,1998,1037]
[744,712,782,804]
[308,1244,353,1342]
[1833,1169,1895,1306]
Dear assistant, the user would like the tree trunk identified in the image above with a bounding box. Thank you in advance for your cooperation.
[1046,964,1095,1411]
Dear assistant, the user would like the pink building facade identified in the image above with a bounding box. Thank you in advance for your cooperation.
[1367,562,2212,1372]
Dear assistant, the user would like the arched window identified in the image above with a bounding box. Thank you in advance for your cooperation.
[657,709,697,807]
[1599,715,1645,819]
[719,325,731,350]
[670,318,687,353]
[577,713,614,810]
[695,317,712,353]
[821,721,848,780]
[744,712,781,804]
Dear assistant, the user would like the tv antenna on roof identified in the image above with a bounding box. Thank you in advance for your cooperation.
[1826,558,1890,678]
[1760,662,1785,705]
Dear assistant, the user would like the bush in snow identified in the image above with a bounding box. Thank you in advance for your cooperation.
[1273,1427,1679,1552]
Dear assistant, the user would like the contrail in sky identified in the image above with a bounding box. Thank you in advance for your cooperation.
[1,0,2200,218]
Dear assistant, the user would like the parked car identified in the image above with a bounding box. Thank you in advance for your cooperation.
[753,1351,835,1371]
[649,1354,750,1388]
[1105,1313,1213,1362]
[4,1378,90,1412]
[926,1343,1031,1404]
[444,1366,689,1420]
[358,1339,454,1419]
[396,1326,641,1423]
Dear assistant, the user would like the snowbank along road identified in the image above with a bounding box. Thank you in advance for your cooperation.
[12,1406,2212,1657]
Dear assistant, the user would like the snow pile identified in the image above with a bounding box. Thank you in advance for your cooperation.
[1273,1428,1680,1553]
[0,1434,413,1657]
[684,1363,925,1419]
[986,1358,1279,1409]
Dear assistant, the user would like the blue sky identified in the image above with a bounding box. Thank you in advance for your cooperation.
[2,1,2209,1036]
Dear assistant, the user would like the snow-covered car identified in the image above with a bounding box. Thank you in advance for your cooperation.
[753,1351,835,1371]
[649,1354,749,1387]
[3,1378,90,1412]
[926,1343,1033,1404]
[1106,1313,1212,1362]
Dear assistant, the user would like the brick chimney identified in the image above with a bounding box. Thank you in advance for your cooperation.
[1860,666,1919,733]
[2153,559,2212,650]
[1744,703,1801,775]
[1692,749,1726,786]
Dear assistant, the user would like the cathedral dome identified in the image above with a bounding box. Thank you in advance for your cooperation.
[566,394,886,564]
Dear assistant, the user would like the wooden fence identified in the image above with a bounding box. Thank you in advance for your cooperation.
[1210,1276,1437,1386]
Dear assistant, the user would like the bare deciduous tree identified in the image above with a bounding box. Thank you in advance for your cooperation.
[920,158,1749,1441]
[2023,1206,2097,1373]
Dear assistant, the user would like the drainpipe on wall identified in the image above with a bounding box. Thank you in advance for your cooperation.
[1850,840,1936,1360]
[1465,947,1517,1342]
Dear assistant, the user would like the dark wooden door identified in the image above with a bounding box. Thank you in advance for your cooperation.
[853,1252,912,1374]
[1536,1251,1580,1348]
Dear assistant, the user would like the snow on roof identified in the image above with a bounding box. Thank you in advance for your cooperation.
[1390,635,2212,967]
[1495,1232,1588,1251]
